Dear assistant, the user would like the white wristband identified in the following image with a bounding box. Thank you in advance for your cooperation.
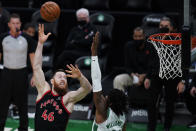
[91,56,102,92]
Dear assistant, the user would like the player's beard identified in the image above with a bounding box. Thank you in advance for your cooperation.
[53,81,67,96]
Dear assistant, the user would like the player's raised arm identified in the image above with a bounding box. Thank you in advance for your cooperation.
[33,24,51,94]
[91,32,108,123]
[65,64,92,103]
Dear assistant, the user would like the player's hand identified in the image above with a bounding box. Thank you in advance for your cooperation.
[91,32,99,56]
[177,81,185,94]
[65,64,82,79]
[38,24,51,44]
[144,78,151,89]
[190,87,196,97]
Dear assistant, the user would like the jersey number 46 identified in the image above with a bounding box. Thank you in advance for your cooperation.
[41,109,54,122]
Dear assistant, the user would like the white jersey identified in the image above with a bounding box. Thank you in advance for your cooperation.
[92,108,126,131]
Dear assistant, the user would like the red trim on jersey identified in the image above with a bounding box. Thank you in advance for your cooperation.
[61,97,71,114]
[51,90,59,97]
[36,90,51,104]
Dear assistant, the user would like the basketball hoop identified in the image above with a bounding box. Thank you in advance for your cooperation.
[148,33,182,80]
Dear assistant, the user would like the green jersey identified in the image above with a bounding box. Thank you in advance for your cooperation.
[92,108,125,131]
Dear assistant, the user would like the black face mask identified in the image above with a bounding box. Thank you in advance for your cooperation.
[159,27,169,33]
[77,20,87,27]
[134,40,144,47]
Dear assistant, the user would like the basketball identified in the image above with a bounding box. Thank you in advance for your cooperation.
[40,1,60,22]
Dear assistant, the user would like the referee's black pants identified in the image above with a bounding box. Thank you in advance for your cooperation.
[184,88,196,116]
[0,67,28,131]
[147,77,181,131]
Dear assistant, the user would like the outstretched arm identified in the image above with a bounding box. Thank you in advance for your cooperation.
[33,24,51,95]
[91,32,107,123]
[29,53,35,87]
[65,64,92,103]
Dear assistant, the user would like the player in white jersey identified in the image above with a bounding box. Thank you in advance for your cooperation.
[91,32,128,131]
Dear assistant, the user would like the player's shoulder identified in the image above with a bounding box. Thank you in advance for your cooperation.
[37,82,51,95]
[43,81,51,92]
[36,87,51,103]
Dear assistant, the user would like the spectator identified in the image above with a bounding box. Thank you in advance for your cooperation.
[0,2,10,35]
[23,22,36,38]
[54,8,97,70]
[23,22,37,72]
[113,27,149,92]
[0,13,36,131]
[144,16,185,131]
[185,73,196,128]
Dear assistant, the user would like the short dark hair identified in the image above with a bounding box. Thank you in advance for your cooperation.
[9,13,20,22]
[23,23,35,31]
[108,89,128,116]
[133,26,145,35]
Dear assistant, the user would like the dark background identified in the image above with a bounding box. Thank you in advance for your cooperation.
[1,0,193,74]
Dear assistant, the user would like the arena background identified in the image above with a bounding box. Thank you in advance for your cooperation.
[0,0,196,130]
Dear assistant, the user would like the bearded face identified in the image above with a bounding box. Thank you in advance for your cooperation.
[52,72,68,96]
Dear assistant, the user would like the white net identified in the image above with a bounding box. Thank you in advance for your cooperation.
[148,33,182,80]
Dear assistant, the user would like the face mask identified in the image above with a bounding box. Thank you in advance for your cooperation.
[134,40,144,47]
[77,20,87,27]
[159,27,169,33]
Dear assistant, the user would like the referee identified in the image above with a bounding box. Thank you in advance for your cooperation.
[0,13,36,131]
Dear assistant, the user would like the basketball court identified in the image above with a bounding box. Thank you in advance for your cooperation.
[4,118,194,131]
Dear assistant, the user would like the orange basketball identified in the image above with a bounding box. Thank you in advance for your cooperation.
[40,1,60,22]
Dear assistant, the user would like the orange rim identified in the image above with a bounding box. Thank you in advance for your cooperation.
[149,33,181,45]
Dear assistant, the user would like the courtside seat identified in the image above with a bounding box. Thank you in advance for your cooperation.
[141,14,166,37]
[90,12,115,74]
[75,56,91,83]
